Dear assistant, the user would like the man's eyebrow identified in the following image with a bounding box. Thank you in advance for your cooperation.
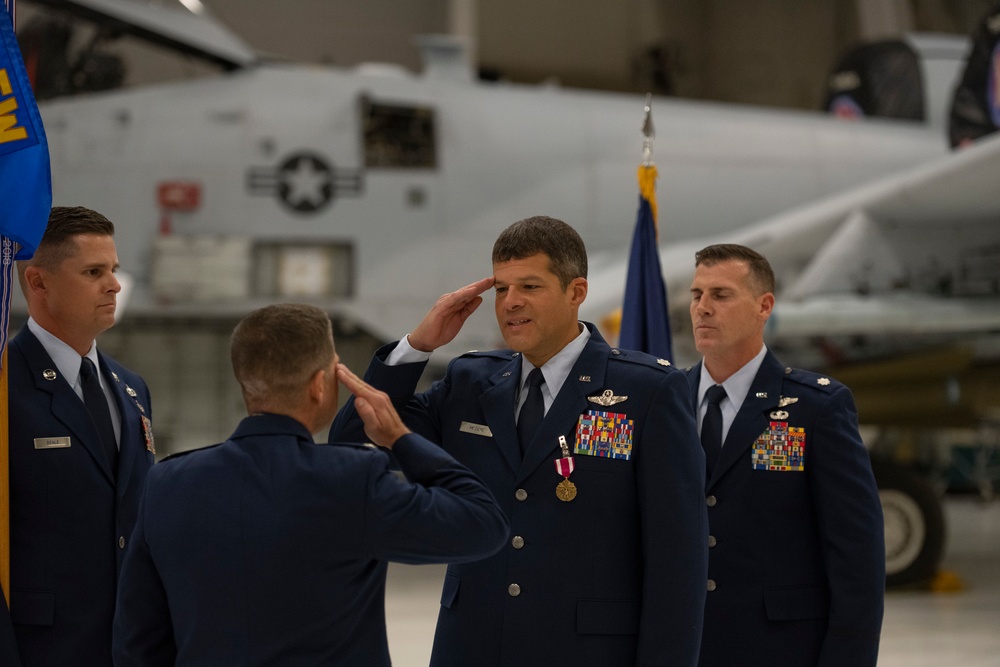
[495,274,545,285]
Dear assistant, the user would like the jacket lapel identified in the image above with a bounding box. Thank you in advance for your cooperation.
[708,351,785,488]
[103,356,143,496]
[17,329,115,485]
[479,355,523,475]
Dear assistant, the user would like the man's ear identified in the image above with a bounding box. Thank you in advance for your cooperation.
[307,368,327,404]
[759,292,775,320]
[569,277,588,306]
[23,266,46,296]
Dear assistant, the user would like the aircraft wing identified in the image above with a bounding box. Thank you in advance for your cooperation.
[29,0,256,69]
[582,131,1000,366]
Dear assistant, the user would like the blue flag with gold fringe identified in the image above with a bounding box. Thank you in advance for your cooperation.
[1,2,50,380]
[0,3,50,261]
[619,164,673,362]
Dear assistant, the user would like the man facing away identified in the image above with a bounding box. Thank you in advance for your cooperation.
[332,216,708,667]
[112,303,509,666]
[687,243,884,667]
[5,206,155,667]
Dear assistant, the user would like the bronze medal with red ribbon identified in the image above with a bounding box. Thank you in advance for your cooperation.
[555,435,577,502]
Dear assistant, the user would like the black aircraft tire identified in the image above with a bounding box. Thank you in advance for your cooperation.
[872,460,946,587]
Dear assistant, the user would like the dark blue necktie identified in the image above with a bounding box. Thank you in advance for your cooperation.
[80,357,118,475]
[701,384,727,476]
[517,368,545,455]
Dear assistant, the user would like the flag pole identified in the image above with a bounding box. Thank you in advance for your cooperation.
[1,346,9,605]
[2,0,17,607]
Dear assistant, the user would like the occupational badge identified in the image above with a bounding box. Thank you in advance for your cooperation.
[769,410,789,420]
[554,435,577,502]
[587,389,628,406]
[778,396,799,407]
[751,421,805,471]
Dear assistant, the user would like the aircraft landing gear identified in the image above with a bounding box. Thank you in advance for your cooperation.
[872,459,946,588]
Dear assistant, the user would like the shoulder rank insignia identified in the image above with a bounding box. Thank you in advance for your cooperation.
[588,389,628,406]
[817,377,831,386]
[778,396,799,407]
[657,358,670,366]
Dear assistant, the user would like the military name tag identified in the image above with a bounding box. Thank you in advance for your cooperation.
[34,437,71,449]
[459,421,493,437]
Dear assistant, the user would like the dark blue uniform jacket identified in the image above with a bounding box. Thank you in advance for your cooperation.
[687,350,884,667]
[113,413,508,667]
[5,326,154,667]
[332,324,708,667]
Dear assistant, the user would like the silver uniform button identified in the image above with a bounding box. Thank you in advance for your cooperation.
[511,536,525,549]
[119,536,126,549]
[515,488,528,501]
[708,535,717,548]
[706,495,717,507]
[508,583,521,597]
[707,579,717,592]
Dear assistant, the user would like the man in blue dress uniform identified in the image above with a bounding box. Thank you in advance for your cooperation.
[5,207,155,667]
[686,244,884,667]
[112,303,508,666]
[332,216,708,667]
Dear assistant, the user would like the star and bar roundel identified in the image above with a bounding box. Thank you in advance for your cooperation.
[247,151,364,214]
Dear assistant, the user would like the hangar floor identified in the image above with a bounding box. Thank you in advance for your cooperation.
[383,496,1000,666]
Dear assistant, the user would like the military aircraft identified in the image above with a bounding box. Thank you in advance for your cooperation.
[14,0,999,586]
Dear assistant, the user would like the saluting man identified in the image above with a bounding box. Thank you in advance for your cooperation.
[686,243,884,667]
[332,215,708,667]
[5,207,155,667]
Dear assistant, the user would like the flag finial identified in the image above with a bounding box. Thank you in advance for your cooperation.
[641,93,655,166]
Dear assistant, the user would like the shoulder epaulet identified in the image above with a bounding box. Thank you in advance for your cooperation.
[160,442,223,463]
[782,366,842,392]
[608,347,676,372]
[456,348,515,360]
[321,441,385,454]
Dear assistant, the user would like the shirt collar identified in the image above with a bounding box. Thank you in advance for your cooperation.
[28,317,99,386]
[520,322,590,397]
[698,344,767,410]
